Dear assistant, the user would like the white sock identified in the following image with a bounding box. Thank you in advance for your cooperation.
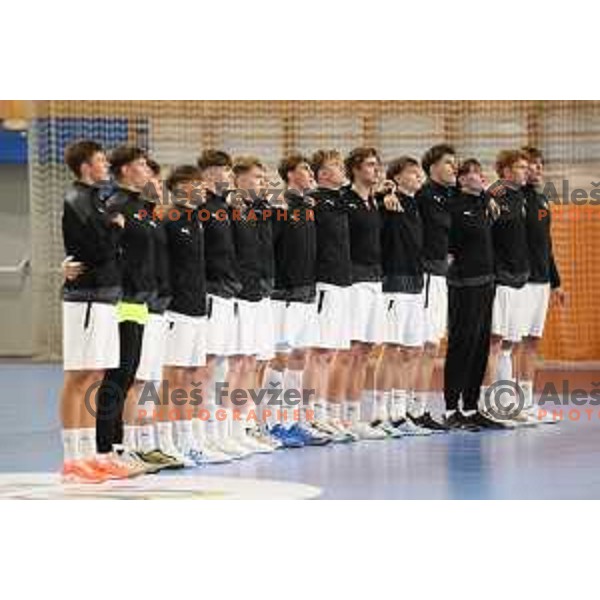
[373,391,389,422]
[62,428,80,462]
[328,402,343,422]
[156,421,177,454]
[360,389,377,423]
[314,399,328,422]
[192,417,207,446]
[520,380,534,409]
[204,402,219,441]
[220,408,233,438]
[283,369,303,427]
[344,401,361,424]
[264,367,285,425]
[123,424,139,451]
[175,420,193,454]
[407,393,424,419]
[139,424,156,452]
[414,391,429,415]
[232,410,247,439]
[78,427,96,459]
[496,349,513,381]
[391,389,407,421]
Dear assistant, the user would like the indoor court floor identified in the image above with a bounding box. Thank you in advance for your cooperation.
[1,361,600,499]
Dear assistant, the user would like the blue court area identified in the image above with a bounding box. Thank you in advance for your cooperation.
[1,362,600,499]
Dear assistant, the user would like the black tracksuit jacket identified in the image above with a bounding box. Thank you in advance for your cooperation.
[62,181,122,304]
[522,184,561,288]
[380,191,424,294]
[311,186,352,287]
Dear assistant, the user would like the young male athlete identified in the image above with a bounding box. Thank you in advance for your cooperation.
[518,146,565,422]
[304,150,356,442]
[197,149,267,458]
[486,149,534,424]
[60,140,123,482]
[377,156,435,436]
[229,156,278,451]
[335,147,387,440]
[443,159,511,430]
[413,144,457,428]
[94,145,159,476]
[121,158,183,470]
[267,153,330,447]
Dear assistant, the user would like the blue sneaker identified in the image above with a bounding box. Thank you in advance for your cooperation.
[269,424,305,448]
[289,423,331,446]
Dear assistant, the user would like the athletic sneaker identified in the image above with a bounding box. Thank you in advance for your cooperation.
[249,427,283,450]
[182,449,205,467]
[212,437,254,459]
[443,412,480,432]
[117,450,160,475]
[372,420,403,438]
[289,423,331,446]
[91,455,137,479]
[392,418,433,436]
[348,422,388,440]
[412,412,450,433]
[527,406,559,425]
[234,432,275,454]
[137,449,185,470]
[509,411,539,427]
[464,411,515,430]
[196,440,234,464]
[61,459,110,484]
[269,424,305,448]
[312,419,355,443]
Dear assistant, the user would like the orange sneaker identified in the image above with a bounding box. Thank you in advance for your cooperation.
[62,459,110,484]
[89,456,132,480]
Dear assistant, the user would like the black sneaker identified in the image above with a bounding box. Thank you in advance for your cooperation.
[413,412,451,433]
[465,411,514,430]
[443,411,480,432]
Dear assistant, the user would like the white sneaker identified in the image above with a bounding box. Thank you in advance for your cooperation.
[349,421,388,440]
[249,427,283,450]
[212,437,253,459]
[326,419,359,442]
[394,418,432,436]
[374,421,403,438]
[195,442,232,464]
[234,432,274,454]
[510,411,539,427]
[527,405,560,425]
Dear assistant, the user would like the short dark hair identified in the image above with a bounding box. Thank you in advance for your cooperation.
[166,165,203,192]
[197,149,232,171]
[147,158,161,176]
[521,146,544,164]
[109,145,147,179]
[310,149,342,179]
[233,155,265,177]
[457,158,482,180]
[421,144,455,176]
[344,147,379,182]
[278,153,309,183]
[64,139,104,178]
[495,149,529,178]
[386,156,420,182]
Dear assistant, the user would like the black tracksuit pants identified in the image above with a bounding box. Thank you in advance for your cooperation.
[444,283,495,412]
[96,321,144,453]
